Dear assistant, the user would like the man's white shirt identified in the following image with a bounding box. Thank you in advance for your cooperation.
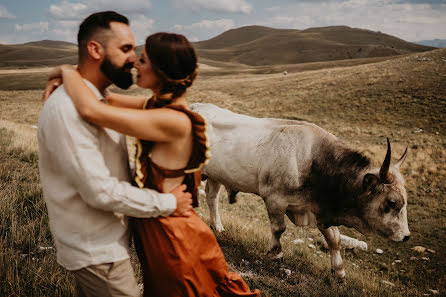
[38,80,176,270]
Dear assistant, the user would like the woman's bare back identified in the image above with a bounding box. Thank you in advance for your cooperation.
[149,130,193,192]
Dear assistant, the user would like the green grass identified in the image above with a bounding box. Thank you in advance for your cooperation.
[0,127,74,296]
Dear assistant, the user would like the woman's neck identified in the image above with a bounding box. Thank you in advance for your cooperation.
[152,92,187,108]
[171,96,187,106]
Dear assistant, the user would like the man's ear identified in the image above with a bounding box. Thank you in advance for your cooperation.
[87,41,104,61]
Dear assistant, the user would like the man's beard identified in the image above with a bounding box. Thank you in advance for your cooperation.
[100,56,133,89]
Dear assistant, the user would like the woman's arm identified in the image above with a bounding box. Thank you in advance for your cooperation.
[58,65,192,142]
[42,78,62,102]
[106,92,147,109]
[45,66,146,109]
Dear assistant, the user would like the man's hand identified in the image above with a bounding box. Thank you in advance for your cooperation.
[170,184,193,217]
[42,78,62,102]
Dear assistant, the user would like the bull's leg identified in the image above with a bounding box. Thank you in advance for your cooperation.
[264,197,287,257]
[319,226,345,280]
[205,178,224,232]
[227,189,239,204]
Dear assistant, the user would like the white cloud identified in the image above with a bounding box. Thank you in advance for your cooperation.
[58,21,80,29]
[2,0,446,45]
[268,15,314,29]
[48,1,88,20]
[265,6,281,12]
[87,0,152,13]
[130,15,155,45]
[48,0,152,20]
[0,34,28,44]
[44,1,155,44]
[44,14,155,45]
[188,36,199,42]
[15,22,49,33]
[258,1,446,41]
[175,0,252,14]
[173,19,235,41]
[0,5,16,19]
[51,28,78,43]
[174,19,235,31]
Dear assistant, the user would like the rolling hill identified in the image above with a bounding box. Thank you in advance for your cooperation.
[194,25,436,66]
[0,40,77,68]
[0,26,437,68]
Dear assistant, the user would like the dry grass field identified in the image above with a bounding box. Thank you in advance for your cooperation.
[1,48,445,296]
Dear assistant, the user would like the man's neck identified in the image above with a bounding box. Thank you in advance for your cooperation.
[76,63,111,95]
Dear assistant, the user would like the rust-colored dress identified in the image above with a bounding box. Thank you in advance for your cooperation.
[132,98,260,297]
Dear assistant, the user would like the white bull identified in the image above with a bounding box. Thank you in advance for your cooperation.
[191,103,409,279]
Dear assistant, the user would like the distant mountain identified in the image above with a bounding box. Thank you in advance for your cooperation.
[0,40,77,67]
[415,39,446,48]
[194,25,435,66]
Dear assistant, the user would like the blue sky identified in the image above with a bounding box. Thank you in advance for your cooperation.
[0,0,445,45]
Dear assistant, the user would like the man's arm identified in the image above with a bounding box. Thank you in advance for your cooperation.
[40,94,191,217]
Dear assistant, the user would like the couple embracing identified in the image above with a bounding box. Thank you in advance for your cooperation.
[38,11,260,297]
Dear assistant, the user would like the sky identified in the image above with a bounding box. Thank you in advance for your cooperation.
[0,0,445,45]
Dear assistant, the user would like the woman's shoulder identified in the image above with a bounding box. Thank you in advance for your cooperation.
[165,105,211,172]
[165,104,206,127]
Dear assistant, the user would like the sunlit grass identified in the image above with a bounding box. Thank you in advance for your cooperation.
[1,49,445,295]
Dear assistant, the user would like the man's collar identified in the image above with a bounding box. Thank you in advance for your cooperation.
[82,79,109,103]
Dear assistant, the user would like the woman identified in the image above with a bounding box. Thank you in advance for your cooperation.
[47,32,260,297]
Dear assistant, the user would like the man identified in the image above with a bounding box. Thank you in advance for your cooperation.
[38,11,192,297]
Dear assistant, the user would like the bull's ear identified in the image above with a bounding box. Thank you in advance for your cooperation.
[363,173,379,191]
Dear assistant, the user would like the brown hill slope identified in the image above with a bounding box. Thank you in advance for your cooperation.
[0,40,77,68]
[0,26,436,68]
[195,25,436,66]
[194,25,297,49]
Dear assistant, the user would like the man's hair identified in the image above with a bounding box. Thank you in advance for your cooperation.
[77,11,129,61]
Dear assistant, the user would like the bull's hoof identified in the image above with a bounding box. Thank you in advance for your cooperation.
[210,225,225,233]
[331,269,346,283]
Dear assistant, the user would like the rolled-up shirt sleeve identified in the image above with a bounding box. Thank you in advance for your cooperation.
[43,94,176,218]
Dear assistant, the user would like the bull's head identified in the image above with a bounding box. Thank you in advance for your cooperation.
[359,138,410,242]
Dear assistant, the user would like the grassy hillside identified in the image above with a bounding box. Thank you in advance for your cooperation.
[0,26,436,69]
[1,48,445,296]
[195,25,435,66]
[0,40,77,68]
[194,25,296,49]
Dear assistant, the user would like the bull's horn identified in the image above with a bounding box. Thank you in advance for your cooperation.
[379,138,391,183]
[395,147,408,169]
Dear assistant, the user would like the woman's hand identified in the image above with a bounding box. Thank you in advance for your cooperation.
[42,78,62,102]
[48,64,76,81]
[43,64,76,102]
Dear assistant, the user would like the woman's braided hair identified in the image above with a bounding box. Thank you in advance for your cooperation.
[145,33,198,105]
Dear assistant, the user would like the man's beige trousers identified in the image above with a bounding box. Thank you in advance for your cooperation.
[73,259,140,297]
